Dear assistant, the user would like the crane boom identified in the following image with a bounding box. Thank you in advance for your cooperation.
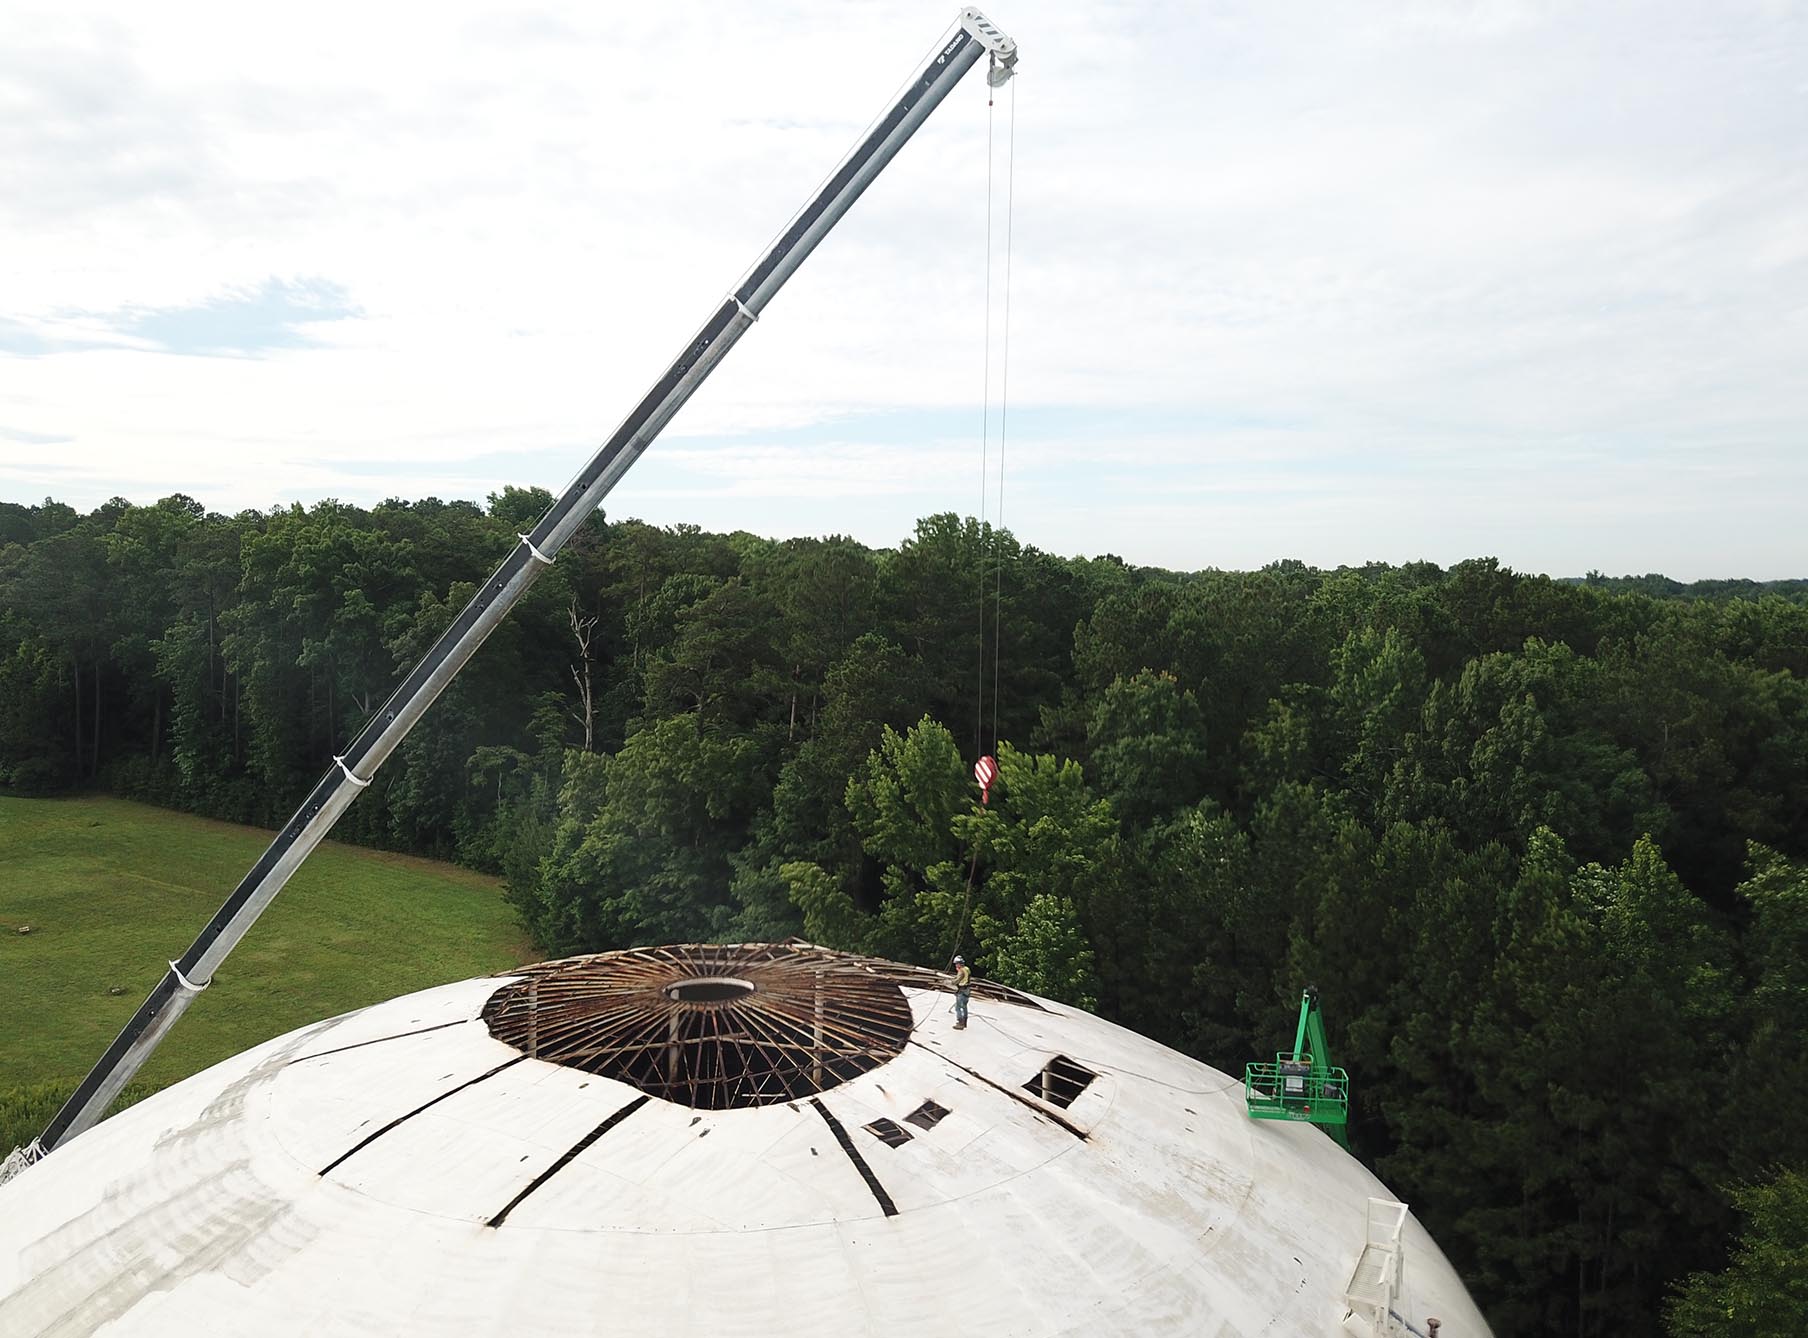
[1295,988,1332,1073]
[25,7,1018,1165]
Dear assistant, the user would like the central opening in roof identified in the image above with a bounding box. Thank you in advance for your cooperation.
[481,944,944,1110]
[664,976,755,1003]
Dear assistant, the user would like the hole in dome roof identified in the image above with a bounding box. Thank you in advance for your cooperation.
[1024,1054,1097,1109]
[904,1098,951,1130]
[864,1117,913,1148]
[484,944,939,1110]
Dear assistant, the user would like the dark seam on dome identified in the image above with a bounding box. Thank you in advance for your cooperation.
[318,1056,526,1176]
[487,1094,651,1227]
[909,1041,1089,1141]
[811,1097,898,1216]
[288,1019,465,1066]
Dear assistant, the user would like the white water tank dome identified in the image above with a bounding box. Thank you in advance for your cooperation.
[0,943,1491,1336]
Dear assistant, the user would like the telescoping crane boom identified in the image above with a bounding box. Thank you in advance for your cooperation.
[1244,986,1351,1148]
[14,7,1019,1174]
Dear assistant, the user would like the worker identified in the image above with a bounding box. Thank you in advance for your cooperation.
[952,956,971,1029]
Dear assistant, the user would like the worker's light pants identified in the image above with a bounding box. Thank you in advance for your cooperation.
[955,988,970,1025]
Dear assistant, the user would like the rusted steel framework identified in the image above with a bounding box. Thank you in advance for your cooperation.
[482,943,1034,1110]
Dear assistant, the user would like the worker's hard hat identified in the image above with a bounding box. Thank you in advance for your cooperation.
[953,955,964,963]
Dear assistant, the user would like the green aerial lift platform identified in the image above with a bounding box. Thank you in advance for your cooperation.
[1244,986,1350,1148]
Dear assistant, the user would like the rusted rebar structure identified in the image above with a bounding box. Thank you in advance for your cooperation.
[481,943,1035,1109]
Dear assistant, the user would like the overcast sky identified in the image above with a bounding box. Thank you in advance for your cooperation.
[3,1,1803,579]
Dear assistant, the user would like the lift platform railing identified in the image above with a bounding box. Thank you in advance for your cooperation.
[1243,1056,1351,1126]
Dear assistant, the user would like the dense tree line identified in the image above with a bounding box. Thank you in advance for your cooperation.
[3,492,1805,1335]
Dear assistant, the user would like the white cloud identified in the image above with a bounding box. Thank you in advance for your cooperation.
[1,0,1803,579]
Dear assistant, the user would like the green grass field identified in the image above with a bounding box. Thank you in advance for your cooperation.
[0,795,537,1091]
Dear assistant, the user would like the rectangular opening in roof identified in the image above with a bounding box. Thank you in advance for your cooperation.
[863,1117,914,1148]
[904,1098,951,1131]
[1024,1054,1097,1109]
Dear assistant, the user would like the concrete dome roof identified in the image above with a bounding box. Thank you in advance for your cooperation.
[0,944,1490,1336]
